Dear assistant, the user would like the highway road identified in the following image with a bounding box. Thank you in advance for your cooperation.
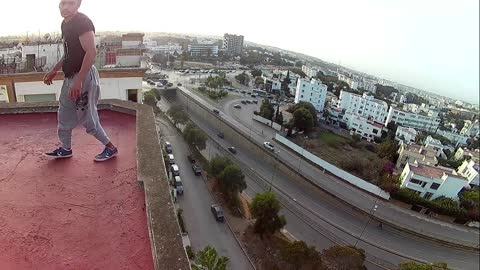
[155,102,254,270]
[153,68,479,269]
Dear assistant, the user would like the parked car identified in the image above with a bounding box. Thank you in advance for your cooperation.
[192,163,202,176]
[246,100,252,104]
[252,100,258,104]
[263,142,275,151]
[217,132,225,139]
[251,94,257,98]
[241,100,247,105]
[165,142,173,153]
[177,83,182,86]
[170,164,180,176]
[187,155,196,164]
[233,104,242,109]
[228,147,237,154]
[167,154,175,164]
[211,204,225,222]
[174,176,184,195]
[213,109,220,114]
[167,83,173,87]
[241,90,247,94]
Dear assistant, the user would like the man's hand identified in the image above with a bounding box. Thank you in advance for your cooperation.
[43,70,58,85]
[69,79,82,100]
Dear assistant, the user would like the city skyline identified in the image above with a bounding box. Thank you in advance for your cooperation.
[1,0,478,103]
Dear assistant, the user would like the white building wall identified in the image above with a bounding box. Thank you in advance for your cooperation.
[295,78,327,112]
[338,91,388,124]
[436,130,469,146]
[14,77,142,102]
[122,40,142,49]
[21,43,64,71]
[386,107,440,132]
[343,113,383,140]
[396,127,417,144]
[116,55,141,67]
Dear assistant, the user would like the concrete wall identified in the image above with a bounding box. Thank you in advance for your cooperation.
[252,114,282,131]
[275,134,390,199]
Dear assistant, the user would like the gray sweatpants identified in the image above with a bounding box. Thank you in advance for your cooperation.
[58,66,110,149]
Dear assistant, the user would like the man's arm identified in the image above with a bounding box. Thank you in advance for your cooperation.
[51,56,65,73]
[43,56,64,85]
[68,30,96,99]
[76,30,97,83]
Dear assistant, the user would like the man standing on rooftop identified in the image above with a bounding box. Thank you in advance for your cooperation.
[43,0,118,161]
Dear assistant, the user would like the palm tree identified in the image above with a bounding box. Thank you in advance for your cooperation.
[191,246,229,270]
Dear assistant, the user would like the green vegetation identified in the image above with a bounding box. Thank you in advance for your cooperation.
[250,69,262,77]
[405,93,429,105]
[184,123,208,150]
[375,84,398,100]
[318,131,349,148]
[143,89,160,107]
[321,245,366,270]
[287,101,318,124]
[192,246,229,270]
[250,191,286,238]
[235,71,250,85]
[177,208,187,234]
[186,245,196,260]
[292,108,314,132]
[260,98,275,120]
[399,262,449,270]
[167,105,189,127]
[197,86,229,101]
[206,72,230,89]
[208,156,247,208]
[280,240,322,270]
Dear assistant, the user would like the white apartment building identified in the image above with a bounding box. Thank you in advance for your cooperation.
[20,43,64,71]
[385,107,440,132]
[396,127,417,144]
[188,44,218,57]
[461,120,480,137]
[454,148,480,162]
[302,65,319,78]
[342,112,383,140]
[400,162,472,200]
[295,78,327,112]
[338,91,389,124]
[457,160,479,187]
[148,44,182,55]
[223,33,244,56]
[436,130,469,146]
[121,33,144,49]
[424,135,454,159]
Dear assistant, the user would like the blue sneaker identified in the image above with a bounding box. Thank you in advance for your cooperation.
[44,147,73,159]
[94,147,118,162]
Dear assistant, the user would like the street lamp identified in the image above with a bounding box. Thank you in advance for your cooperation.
[297,135,308,172]
[354,204,378,248]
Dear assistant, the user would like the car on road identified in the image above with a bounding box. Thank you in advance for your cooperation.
[170,164,180,176]
[217,132,225,139]
[263,142,275,151]
[211,204,225,222]
[167,83,173,87]
[233,104,242,109]
[177,83,182,86]
[174,176,184,195]
[252,100,258,104]
[187,155,196,164]
[167,154,175,164]
[241,100,247,105]
[227,147,237,154]
[165,142,173,153]
[251,94,257,98]
[241,90,246,94]
[213,109,220,114]
[192,163,202,176]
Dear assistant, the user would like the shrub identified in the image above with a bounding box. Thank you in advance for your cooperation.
[177,208,187,233]
[186,245,195,260]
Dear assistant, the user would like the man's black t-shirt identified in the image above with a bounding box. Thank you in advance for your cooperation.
[61,12,95,78]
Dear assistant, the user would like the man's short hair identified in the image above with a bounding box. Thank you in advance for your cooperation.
[78,0,82,5]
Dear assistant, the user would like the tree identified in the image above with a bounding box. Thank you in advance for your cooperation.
[184,123,208,150]
[260,99,275,120]
[250,191,286,238]
[235,71,250,86]
[399,262,449,270]
[208,156,233,178]
[191,246,229,270]
[295,60,304,67]
[288,101,318,124]
[281,70,292,95]
[254,77,264,86]
[251,69,262,77]
[459,189,480,210]
[143,91,157,107]
[377,139,399,162]
[218,164,247,196]
[167,105,189,126]
[321,245,366,270]
[405,93,429,106]
[275,111,284,125]
[280,241,322,270]
[293,108,314,132]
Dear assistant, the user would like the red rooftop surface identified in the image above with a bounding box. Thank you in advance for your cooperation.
[0,111,154,270]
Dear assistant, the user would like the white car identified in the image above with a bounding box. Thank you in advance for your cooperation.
[263,142,275,151]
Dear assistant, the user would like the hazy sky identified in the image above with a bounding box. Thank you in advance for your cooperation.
[2,0,479,102]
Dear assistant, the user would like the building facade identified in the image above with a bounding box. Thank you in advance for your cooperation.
[121,33,144,49]
[187,44,219,57]
[342,112,383,140]
[436,130,469,147]
[396,127,417,144]
[302,65,319,78]
[454,148,480,162]
[457,160,479,187]
[396,144,438,169]
[400,162,471,200]
[223,33,244,56]
[21,43,64,71]
[385,107,440,132]
[294,78,327,112]
[338,91,389,124]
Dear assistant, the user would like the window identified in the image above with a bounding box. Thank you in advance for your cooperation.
[424,192,434,200]
[301,95,303,98]
[430,183,440,190]
[410,179,425,186]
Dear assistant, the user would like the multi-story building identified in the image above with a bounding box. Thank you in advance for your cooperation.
[223,33,244,56]
[436,130,469,147]
[342,112,383,141]
[302,65,319,78]
[187,44,218,57]
[454,148,480,162]
[400,162,471,200]
[461,120,480,138]
[385,106,440,132]
[395,127,417,145]
[396,144,438,169]
[121,33,144,49]
[457,160,479,187]
[295,78,327,112]
[424,136,454,159]
[338,91,389,124]
[147,43,182,55]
